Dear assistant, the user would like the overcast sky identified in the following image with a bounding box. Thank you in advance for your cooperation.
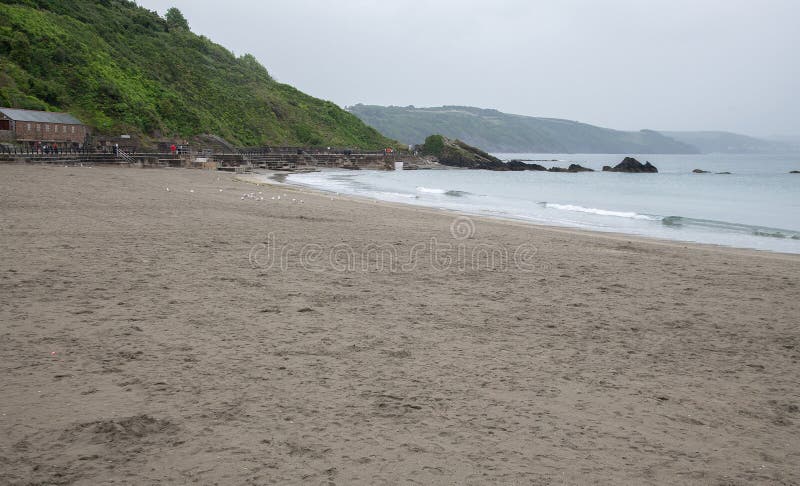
[136,0,798,137]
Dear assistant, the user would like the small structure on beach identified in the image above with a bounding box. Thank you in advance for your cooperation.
[0,107,88,148]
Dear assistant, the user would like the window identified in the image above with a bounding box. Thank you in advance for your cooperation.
[27,123,32,131]
[71,126,75,134]
[36,124,40,131]
[45,124,50,132]
[0,119,9,130]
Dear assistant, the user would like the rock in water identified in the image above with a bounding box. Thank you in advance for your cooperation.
[507,160,547,171]
[422,135,507,170]
[567,164,594,172]
[603,157,658,173]
[692,169,710,174]
[507,160,528,171]
[548,164,594,173]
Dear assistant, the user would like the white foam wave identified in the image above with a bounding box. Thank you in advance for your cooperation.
[543,202,657,220]
[416,186,447,194]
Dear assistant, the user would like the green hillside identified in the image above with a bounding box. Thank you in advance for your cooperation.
[0,0,393,148]
[349,104,698,154]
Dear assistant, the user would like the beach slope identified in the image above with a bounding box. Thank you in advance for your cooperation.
[1,165,798,484]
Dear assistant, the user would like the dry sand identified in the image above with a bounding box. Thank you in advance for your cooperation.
[1,164,799,485]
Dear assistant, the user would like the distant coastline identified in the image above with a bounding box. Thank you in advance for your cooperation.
[348,104,798,155]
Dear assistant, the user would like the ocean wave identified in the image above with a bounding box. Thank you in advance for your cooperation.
[416,186,446,194]
[662,216,800,239]
[375,191,418,199]
[540,202,658,220]
[416,187,472,197]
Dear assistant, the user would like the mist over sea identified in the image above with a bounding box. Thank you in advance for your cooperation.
[287,153,800,253]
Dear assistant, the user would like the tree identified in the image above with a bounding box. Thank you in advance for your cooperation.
[421,134,445,156]
[165,7,189,31]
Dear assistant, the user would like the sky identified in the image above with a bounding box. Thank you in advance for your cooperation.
[136,0,799,137]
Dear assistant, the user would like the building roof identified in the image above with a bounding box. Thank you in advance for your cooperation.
[0,107,83,125]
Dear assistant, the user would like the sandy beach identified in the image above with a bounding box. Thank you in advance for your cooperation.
[1,164,799,485]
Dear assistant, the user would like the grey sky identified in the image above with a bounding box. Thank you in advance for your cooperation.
[136,0,799,137]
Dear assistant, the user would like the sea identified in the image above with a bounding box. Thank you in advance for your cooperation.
[284,153,800,254]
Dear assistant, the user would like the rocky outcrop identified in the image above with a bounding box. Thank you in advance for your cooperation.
[602,157,658,173]
[548,164,594,173]
[692,169,710,174]
[421,135,506,170]
[507,160,546,171]
[422,135,551,171]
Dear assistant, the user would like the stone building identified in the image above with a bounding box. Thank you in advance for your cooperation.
[0,107,88,147]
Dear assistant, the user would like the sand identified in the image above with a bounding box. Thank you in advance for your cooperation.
[1,164,798,485]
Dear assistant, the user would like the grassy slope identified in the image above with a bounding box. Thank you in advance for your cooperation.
[349,104,699,154]
[0,0,394,148]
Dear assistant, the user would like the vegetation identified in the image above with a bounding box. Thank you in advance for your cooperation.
[421,134,445,156]
[164,7,189,31]
[0,0,394,148]
[350,104,700,154]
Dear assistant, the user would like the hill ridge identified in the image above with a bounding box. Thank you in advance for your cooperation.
[348,104,696,154]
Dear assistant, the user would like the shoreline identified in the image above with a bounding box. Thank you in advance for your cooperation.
[243,169,800,260]
[2,165,799,484]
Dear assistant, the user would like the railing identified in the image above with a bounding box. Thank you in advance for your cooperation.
[116,149,135,163]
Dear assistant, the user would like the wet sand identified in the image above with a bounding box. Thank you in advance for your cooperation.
[1,164,799,484]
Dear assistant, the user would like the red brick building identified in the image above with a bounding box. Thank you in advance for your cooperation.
[0,107,88,147]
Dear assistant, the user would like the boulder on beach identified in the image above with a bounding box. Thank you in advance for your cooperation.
[602,157,658,173]
[692,169,710,174]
